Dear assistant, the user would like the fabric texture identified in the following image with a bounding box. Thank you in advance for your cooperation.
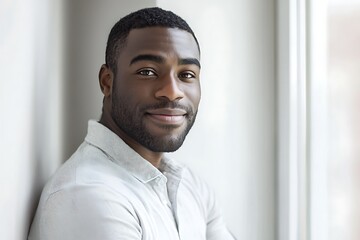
[28,120,234,240]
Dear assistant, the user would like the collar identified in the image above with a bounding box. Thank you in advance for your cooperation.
[84,120,184,184]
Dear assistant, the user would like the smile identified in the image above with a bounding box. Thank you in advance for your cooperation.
[145,108,187,125]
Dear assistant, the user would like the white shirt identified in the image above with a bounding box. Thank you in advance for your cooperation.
[28,120,235,240]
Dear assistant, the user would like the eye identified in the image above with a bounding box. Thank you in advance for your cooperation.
[179,72,196,79]
[137,69,157,76]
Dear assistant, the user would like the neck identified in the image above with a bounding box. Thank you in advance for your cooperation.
[99,113,163,168]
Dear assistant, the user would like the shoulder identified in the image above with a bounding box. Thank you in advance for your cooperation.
[30,145,142,240]
[36,141,143,222]
[43,141,139,196]
[29,182,142,240]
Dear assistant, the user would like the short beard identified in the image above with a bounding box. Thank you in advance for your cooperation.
[111,94,197,153]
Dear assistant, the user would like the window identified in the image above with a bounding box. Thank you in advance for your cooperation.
[278,0,360,239]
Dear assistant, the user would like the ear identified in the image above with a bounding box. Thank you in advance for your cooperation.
[98,64,113,97]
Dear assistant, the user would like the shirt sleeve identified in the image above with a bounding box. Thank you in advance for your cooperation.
[36,184,142,240]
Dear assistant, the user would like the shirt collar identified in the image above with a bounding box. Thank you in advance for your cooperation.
[84,120,184,183]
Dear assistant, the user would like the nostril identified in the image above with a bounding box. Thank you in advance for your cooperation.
[154,79,184,101]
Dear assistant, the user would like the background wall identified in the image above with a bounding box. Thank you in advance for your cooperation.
[0,1,276,239]
[1,0,64,239]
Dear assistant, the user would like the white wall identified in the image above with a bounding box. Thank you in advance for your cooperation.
[0,0,63,239]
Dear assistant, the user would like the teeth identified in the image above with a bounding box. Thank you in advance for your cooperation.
[164,115,182,121]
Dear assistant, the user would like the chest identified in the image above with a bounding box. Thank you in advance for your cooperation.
[133,181,207,240]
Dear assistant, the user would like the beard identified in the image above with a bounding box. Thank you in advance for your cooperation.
[111,93,197,153]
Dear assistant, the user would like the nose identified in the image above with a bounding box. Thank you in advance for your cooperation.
[154,74,185,101]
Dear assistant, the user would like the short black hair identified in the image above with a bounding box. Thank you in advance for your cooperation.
[105,7,200,74]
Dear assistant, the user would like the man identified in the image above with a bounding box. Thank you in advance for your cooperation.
[29,7,235,240]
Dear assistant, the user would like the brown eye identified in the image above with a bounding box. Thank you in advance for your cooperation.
[137,69,156,76]
[179,72,195,79]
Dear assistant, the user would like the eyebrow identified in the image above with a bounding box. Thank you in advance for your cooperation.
[130,54,164,65]
[130,54,201,69]
[179,58,201,69]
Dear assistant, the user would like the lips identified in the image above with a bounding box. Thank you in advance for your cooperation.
[145,108,187,125]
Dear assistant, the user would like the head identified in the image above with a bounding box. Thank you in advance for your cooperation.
[105,7,200,75]
[99,7,201,154]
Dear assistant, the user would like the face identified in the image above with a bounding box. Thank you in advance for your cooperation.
[110,27,201,152]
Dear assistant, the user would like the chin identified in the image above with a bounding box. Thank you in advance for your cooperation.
[145,134,186,153]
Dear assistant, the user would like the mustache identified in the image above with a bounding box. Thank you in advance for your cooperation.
[139,100,193,115]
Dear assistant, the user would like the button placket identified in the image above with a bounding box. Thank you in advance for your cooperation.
[152,176,169,206]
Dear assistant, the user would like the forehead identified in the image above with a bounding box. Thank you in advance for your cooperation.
[119,27,200,61]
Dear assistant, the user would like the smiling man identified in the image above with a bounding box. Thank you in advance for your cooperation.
[29,7,235,240]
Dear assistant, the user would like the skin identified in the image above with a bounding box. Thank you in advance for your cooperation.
[98,27,201,168]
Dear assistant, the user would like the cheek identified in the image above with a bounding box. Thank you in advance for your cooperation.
[129,85,154,105]
[115,79,154,103]
[185,83,201,108]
